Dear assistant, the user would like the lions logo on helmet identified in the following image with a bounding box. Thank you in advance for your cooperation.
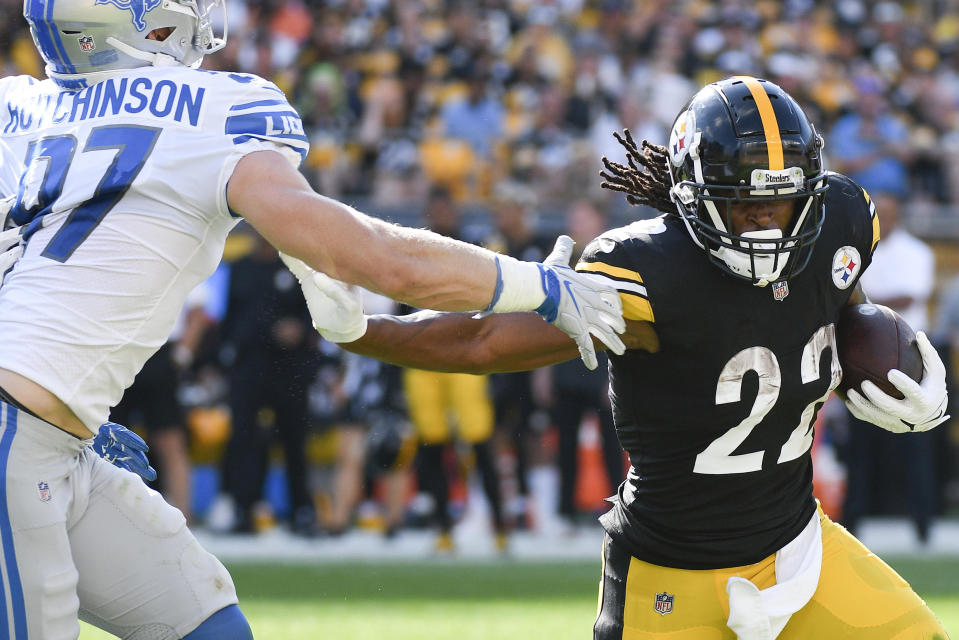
[23,0,227,88]
[94,0,163,32]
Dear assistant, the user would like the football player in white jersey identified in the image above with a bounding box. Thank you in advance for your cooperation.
[0,0,626,638]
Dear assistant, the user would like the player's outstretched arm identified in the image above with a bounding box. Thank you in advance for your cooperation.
[230,151,498,311]
[354,311,581,374]
[229,151,626,369]
[281,255,655,373]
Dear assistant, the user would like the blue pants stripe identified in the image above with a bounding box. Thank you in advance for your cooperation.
[0,404,27,639]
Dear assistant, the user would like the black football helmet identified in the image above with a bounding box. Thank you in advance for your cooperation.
[666,76,828,286]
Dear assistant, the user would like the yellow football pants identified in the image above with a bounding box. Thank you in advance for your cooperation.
[402,369,494,445]
[595,508,949,639]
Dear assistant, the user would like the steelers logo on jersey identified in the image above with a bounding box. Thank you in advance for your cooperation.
[831,246,862,289]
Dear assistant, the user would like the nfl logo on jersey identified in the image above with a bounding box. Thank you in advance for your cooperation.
[37,481,52,502]
[772,280,789,301]
[654,592,674,615]
[78,35,95,52]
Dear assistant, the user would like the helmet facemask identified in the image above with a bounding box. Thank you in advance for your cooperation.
[667,76,830,287]
[673,169,828,286]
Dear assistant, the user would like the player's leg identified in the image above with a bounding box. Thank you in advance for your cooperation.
[223,366,269,532]
[1,403,85,640]
[71,449,243,639]
[404,370,454,542]
[594,532,759,639]
[553,392,586,524]
[403,369,451,445]
[139,345,193,522]
[181,604,252,639]
[781,512,948,639]
[448,373,494,446]
[328,422,367,534]
[451,374,505,537]
[269,374,315,535]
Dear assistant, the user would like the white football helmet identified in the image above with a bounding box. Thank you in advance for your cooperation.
[23,0,227,89]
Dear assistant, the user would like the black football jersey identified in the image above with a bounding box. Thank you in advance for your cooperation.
[576,173,879,569]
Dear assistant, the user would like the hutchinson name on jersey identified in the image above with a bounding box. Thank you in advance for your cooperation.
[0,67,308,430]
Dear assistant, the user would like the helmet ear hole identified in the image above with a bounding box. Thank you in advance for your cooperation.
[146,27,175,41]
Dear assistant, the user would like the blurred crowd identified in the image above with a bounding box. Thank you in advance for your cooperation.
[3,0,959,548]
[6,0,959,211]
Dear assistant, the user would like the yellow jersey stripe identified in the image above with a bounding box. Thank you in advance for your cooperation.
[863,187,880,250]
[735,76,784,170]
[871,206,881,252]
[621,292,654,323]
[576,261,643,284]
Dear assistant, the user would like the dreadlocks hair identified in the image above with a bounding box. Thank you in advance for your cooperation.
[599,129,675,214]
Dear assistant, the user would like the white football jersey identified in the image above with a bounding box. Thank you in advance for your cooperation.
[0,66,308,429]
[0,136,20,205]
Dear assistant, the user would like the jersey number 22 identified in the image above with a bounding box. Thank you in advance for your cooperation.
[694,324,841,474]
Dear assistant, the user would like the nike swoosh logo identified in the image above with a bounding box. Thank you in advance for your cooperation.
[564,281,581,314]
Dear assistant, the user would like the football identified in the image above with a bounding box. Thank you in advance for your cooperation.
[836,304,924,400]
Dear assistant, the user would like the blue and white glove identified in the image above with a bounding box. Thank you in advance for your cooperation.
[92,422,157,482]
[844,332,950,433]
[280,252,368,342]
[487,235,626,370]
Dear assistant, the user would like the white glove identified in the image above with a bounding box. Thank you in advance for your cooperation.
[844,331,949,433]
[535,235,626,370]
[279,253,368,343]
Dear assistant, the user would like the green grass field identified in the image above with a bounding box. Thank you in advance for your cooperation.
[79,556,959,639]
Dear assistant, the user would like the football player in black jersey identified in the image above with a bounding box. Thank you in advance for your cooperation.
[286,77,950,639]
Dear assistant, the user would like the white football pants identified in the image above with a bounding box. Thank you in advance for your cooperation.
[0,400,238,639]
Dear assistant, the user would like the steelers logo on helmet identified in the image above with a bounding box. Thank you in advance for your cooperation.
[668,109,698,167]
[666,76,829,287]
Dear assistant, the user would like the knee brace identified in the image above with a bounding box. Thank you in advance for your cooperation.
[183,605,253,640]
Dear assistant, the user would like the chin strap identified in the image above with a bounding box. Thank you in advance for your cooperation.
[47,42,193,89]
[105,37,183,66]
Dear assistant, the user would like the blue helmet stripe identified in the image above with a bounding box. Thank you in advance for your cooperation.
[44,0,77,75]
[25,0,76,75]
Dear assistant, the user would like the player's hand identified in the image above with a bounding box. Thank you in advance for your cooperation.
[535,235,626,370]
[279,252,368,343]
[844,332,949,433]
[92,422,157,482]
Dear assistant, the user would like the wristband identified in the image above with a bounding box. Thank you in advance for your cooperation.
[487,255,547,313]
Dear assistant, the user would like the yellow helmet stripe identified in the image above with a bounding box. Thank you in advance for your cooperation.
[734,76,784,170]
